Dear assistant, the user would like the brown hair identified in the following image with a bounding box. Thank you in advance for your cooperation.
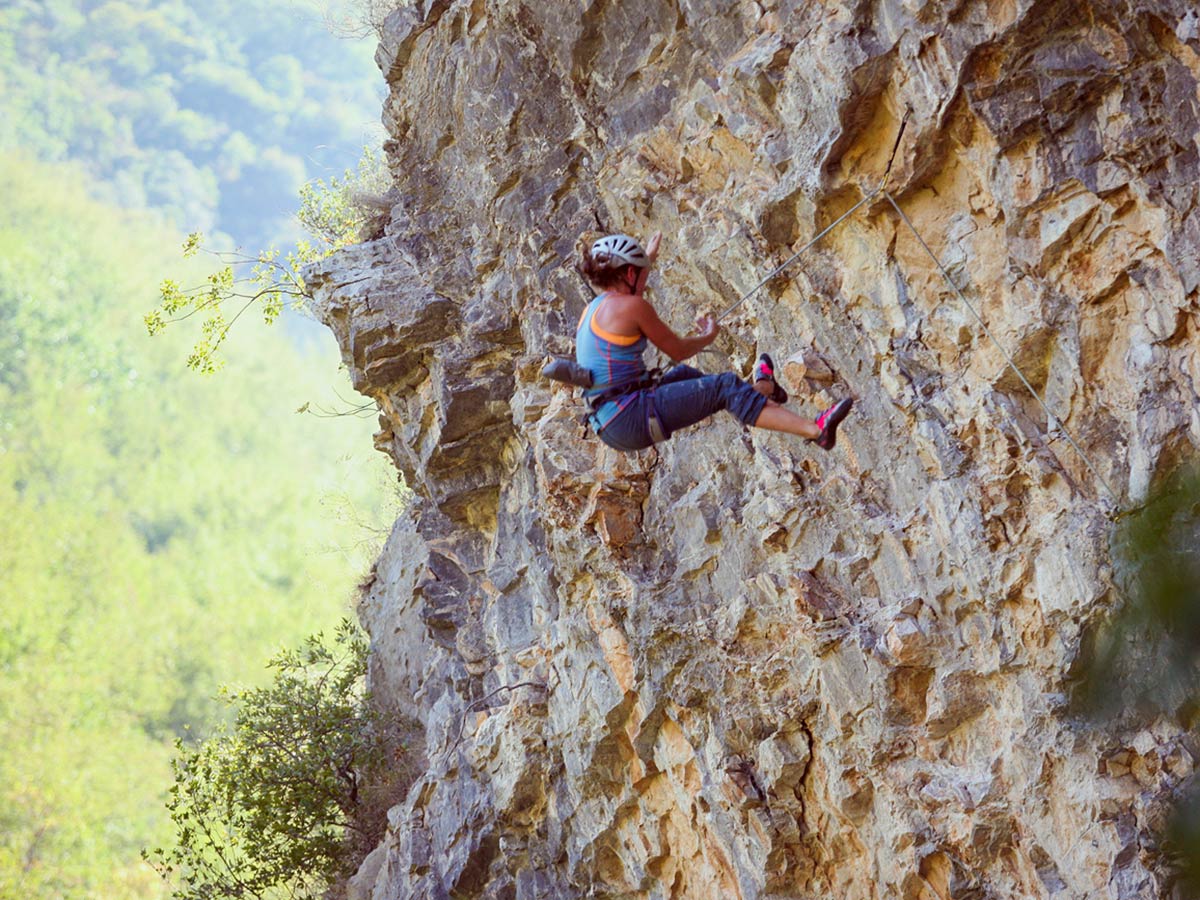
[576,242,635,289]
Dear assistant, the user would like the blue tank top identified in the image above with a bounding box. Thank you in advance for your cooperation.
[575,293,648,429]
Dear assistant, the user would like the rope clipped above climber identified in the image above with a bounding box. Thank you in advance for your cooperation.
[544,109,1123,513]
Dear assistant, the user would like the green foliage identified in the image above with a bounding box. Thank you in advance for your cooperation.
[297,146,391,249]
[0,2,404,891]
[1075,463,1200,888]
[147,236,315,374]
[1078,465,1200,718]
[0,0,386,250]
[147,146,390,373]
[0,153,402,899]
[146,621,413,900]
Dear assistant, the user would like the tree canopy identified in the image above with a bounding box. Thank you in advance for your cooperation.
[0,153,396,899]
[0,0,384,251]
[0,4,398,895]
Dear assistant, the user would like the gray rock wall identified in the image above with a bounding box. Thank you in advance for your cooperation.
[305,1,1200,896]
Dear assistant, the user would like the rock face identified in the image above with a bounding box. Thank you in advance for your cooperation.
[305,1,1200,897]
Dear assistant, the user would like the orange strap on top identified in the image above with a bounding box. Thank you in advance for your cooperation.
[580,293,641,346]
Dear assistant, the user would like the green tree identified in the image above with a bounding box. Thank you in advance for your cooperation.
[1076,463,1200,890]
[0,152,400,899]
[147,621,419,900]
[0,0,386,250]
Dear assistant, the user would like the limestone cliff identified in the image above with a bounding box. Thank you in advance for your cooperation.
[305,1,1200,897]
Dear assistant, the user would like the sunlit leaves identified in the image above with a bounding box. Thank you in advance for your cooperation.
[0,153,400,900]
[147,236,307,373]
[296,146,390,250]
[144,622,399,900]
[146,145,390,372]
[144,308,166,336]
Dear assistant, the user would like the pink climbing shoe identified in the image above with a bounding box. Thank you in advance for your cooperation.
[754,353,789,404]
[813,398,853,450]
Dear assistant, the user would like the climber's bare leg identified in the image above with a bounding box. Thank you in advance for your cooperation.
[753,404,820,440]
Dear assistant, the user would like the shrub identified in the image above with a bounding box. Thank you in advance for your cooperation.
[146,620,421,900]
[1074,463,1200,889]
[297,146,392,249]
[323,0,403,39]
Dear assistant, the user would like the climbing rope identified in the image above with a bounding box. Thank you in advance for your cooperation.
[697,114,1123,509]
[882,191,1124,509]
[613,104,1122,508]
[716,113,911,324]
[715,187,885,323]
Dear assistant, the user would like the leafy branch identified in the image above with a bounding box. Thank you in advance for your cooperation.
[146,148,391,373]
[146,237,317,374]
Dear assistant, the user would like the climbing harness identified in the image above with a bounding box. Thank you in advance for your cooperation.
[584,368,666,443]
[584,369,662,409]
[543,354,666,446]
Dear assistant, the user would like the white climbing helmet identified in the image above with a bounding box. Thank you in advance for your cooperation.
[591,234,650,268]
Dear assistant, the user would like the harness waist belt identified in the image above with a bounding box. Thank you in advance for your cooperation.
[586,369,662,410]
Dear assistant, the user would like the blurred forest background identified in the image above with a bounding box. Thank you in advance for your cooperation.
[0,1,397,896]
[1,0,385,250]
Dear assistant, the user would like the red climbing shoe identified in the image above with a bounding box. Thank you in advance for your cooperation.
[813,398,853,450]
[754,353,789,404]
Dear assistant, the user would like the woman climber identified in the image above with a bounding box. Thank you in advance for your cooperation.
[572,232,853,453]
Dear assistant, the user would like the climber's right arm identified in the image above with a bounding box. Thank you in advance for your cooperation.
[628,298,718,362]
